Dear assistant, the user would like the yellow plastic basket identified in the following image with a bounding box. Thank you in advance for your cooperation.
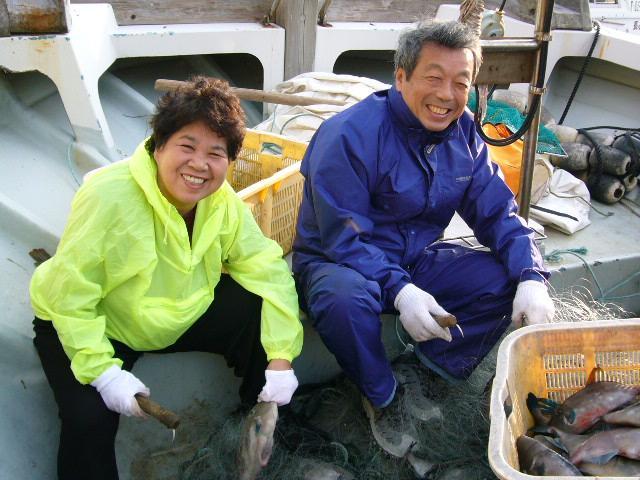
[228,129,306,255]
[488,318,640,479]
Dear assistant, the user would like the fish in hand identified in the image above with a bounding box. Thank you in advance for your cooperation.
[237,401,278,480]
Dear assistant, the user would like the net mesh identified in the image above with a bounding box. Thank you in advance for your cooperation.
[132,293,631,480]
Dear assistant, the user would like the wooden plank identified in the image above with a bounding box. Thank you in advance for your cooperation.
[5,0,69,34]
[72,0,273,25]
[274,0,319,80]
[485,0,592,31]
[477,50,535,85]
[321,0,590,31]
[321,0,439,23]
[69,0,591,30]
[1,2,10,37]
[155,78,346,106]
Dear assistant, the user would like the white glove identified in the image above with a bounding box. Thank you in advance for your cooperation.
[394,283,453,342]
[511,280,555,327]
[91,365,149,417]
[257,369,299,406]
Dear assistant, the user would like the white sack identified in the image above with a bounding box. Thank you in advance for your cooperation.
[530,168,591,234]
[255,72,390,142]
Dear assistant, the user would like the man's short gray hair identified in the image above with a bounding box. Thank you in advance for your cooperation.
[394,20,482,80]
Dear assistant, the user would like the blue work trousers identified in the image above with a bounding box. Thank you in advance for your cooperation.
[296,243,515,407]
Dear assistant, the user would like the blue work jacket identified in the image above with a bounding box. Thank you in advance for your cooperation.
[292,86,548,309]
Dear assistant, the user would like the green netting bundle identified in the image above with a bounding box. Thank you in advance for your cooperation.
[467,91,565,156]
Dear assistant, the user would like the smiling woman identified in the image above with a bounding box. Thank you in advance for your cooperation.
[154,122,230,217]
[148,78,244,219]
[28,76,303,480]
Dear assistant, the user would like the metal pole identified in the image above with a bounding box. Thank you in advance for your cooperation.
[519,100,541,220]
[518,0,555,221]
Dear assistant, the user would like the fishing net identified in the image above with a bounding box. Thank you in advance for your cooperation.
[131,292,631,480]
[550,284,633,323]
[467,91,565,156]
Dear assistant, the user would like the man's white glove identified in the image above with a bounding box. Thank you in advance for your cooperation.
[257,369,299,406]
[511,280,555,327]
[394,283,453,343]
[91,365,149,417]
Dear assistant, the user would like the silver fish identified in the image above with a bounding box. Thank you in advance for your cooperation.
[237,401,278,480]
[579,456,640,476]
[547,381,640,434]
[526,392,551,434]
[570,427,640,465]
[302,459,355,480]
[516,435,583,476]
[603,400,640,427]
[533,434,567,456]
[548,427,595,457]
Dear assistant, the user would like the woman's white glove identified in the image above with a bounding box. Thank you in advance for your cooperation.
[91,365,149,417]
[511,280,555,327]
[394,283,453,342]
[257,369,299,406]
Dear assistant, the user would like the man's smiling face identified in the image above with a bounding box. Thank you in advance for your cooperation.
[154,120,229,216]
[395,42,474,132]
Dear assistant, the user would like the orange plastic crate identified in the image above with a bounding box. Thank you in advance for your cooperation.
[228,129,306,255]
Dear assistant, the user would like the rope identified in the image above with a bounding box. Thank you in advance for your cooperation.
[543,248,605,298]
[558,21,601,125]
[580,126,640,132]
[458,0,484,36]
[278,112,327,135]
[473,86,542,146]
[577,128,604,179]
[620,198,640,218]
[601,270,640,299]
[547,190,614,217]
[614,131,640,177]
[395,315,414,354]
[544,247,588,263]
[544,249,640,302]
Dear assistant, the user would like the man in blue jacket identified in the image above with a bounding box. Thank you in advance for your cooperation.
[292,20,554,457]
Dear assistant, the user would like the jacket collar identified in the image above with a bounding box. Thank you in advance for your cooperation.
[388,85,457,144]
[128,140,228,247]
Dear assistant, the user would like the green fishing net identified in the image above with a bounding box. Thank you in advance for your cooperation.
[130,297,630,480]
[134,341,500,480]
[467,91,565,156]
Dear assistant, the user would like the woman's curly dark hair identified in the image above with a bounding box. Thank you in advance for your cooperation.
[145,76,246,160]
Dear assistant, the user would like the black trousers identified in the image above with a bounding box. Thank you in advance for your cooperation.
[33,274,267,480]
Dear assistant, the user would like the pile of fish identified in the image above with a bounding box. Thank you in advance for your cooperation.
[517,379,640,476]
[547,125,639,205]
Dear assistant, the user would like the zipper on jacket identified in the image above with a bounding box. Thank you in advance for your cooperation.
[421,144,436,190]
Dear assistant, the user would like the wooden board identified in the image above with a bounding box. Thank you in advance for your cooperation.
[275,0,319,80]
[0,2,10,36]
[321,0,438,23]
[477,50,535,85]
[69,0,591,31]
[72,0,273,25]
[321,0,591,31]
[1,0,69,34]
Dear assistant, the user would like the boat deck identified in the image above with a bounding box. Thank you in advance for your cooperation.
[1,5,639,478]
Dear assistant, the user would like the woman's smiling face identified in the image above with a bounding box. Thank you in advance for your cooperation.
[154,121,230,216]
